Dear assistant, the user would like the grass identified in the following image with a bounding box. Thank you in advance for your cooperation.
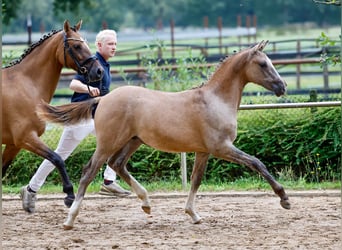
[2,178,340,195]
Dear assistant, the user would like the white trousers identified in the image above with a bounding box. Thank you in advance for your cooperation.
[29,119,116,192]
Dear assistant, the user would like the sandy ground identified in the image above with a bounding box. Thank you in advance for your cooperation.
[2,190,341,250]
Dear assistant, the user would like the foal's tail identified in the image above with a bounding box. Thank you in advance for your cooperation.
[36,97,101,125]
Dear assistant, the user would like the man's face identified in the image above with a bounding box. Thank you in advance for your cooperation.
[98,35,117,60]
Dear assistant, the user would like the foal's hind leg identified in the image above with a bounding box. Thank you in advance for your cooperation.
[217,144,290,209]
[107,138,151,214]
[185,152,210,224]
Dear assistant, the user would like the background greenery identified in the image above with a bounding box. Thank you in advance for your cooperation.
[2,0,340,33]
[2,106,340,187]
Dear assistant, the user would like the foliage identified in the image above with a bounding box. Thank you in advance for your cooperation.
[141,42,212,91]
[313,0,341,6]
[2,0,340,33]
[317,32,341,66]
[2,0,22,25]
[236,107,341,182]
[3,106,340,185]
[52,0,94,16]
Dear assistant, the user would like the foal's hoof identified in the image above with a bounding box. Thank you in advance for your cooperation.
[142,205,151,214]
[193,217,202,224]
[63,224,73,230]
[280,199,291,209]
[64,196,75,208]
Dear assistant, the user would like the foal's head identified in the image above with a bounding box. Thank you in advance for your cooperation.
[239,40,286,96]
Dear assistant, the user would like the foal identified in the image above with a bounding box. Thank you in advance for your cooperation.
[37,40,290,229]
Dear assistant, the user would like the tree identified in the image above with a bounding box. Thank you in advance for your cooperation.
[2,0,94,26]
[313,0,340,5]
[2,0,22,25]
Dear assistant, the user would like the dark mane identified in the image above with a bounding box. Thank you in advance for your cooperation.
[3,29,62,68]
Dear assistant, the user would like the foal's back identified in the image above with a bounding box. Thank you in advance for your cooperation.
[94,85,235,153]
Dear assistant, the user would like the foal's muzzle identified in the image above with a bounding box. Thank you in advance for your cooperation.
[272,80,287,97]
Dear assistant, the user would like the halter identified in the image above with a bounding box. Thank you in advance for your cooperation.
[63,33,100,84]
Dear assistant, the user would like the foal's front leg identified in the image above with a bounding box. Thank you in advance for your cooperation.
[185,152,210,224]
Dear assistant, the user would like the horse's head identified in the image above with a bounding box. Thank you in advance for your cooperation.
[60,20,103,83]
[243,40,286,97]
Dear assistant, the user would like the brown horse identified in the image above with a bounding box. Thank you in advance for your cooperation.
[37,40,291,229]
[2,20,103,206]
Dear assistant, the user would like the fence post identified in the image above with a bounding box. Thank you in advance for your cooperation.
[253,14,257,42]
[237,15,241,46]
[203,16,208,48]
[296,40,301,89]
[309,90,318,113]
[246,15,251,44]
[181,152,187,190]
[27,14,32,45]
[170,18,175,59]
[322,47,329,89]
[217,17,222,55]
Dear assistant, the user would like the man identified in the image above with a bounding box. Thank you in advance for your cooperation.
[21,29,130,213]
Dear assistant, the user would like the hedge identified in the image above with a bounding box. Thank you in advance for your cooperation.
[3,106,340,185]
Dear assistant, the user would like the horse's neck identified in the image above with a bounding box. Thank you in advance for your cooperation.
[15,36,63,101]
[207,62,247,109]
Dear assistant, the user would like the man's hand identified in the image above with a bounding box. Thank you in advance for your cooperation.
[88,86,100,97]
[69,79,100,96]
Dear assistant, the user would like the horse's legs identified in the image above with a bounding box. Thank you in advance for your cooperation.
[64,154,108,230]
[185,152,210,224]
[107,138,151,214]
[17,136,75,207]
[2,145,21,177]
[216,144,290,209]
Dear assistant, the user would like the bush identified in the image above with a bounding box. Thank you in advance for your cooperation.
[3,106,340,185]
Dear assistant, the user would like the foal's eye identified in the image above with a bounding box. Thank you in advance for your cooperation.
[259,61,267,68]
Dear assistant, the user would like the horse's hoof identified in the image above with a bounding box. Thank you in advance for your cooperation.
[185,209,202,224]
[64,196,75,208]
[193,218,202,224]
[280,199,291,209]
[142,205,151,214]
[63,224,73,230]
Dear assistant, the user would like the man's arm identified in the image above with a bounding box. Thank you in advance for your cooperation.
[69,79,100,97]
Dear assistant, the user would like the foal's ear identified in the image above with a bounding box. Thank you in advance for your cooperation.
[74,20,82,31]
[255,40,269,52]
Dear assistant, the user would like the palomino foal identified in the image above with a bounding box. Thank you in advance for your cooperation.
[37,40,290,229]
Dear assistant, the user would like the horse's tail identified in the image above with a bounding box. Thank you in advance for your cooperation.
[36,97,101,125]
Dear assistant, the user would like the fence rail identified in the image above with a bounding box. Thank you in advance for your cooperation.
[239,101,341,110]
[57,57,339,91]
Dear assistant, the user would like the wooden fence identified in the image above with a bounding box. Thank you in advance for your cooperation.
[57,57,339,92]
